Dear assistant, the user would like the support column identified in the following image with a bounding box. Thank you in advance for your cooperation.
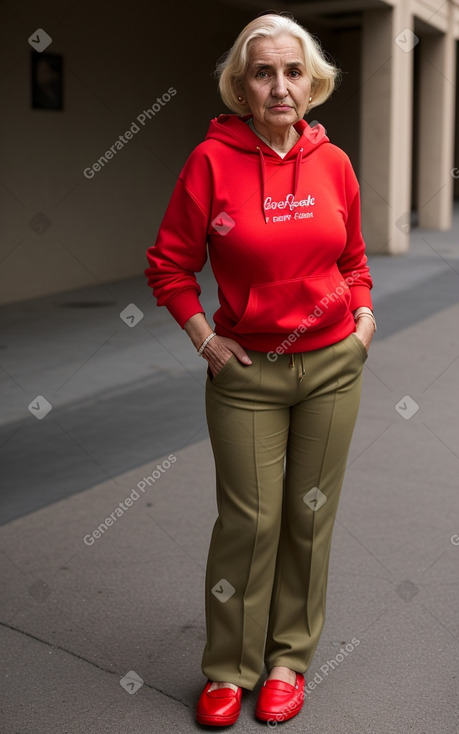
[360,4,414,254]
[417,10,457,230]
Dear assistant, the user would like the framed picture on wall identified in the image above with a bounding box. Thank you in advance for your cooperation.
[31,52,63,110]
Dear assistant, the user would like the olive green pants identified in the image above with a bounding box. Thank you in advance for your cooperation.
[201,333,367,690]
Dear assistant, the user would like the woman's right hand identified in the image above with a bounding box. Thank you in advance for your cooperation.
[184,313,252,377]
[202,335,252,377]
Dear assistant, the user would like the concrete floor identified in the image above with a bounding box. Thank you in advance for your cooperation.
[1,211,459,733]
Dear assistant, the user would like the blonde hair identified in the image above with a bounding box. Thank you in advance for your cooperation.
[216,13,340,115]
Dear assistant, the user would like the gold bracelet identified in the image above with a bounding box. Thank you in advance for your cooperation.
[355,312,377,331]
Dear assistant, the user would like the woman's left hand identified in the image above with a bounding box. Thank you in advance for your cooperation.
[354,316,375,353]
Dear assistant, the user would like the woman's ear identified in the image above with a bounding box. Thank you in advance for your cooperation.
[235,81,248,106]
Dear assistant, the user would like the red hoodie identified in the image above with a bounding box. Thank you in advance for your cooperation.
[145,114,373,354]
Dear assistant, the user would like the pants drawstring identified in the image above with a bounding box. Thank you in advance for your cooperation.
[289,353,306,380]
[300,353,305,381]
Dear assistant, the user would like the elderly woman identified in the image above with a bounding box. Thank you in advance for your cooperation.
[145,12,375,727]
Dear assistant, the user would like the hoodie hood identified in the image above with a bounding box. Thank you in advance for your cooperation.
[205,114,329,222]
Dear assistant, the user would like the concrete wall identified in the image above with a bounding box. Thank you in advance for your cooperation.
[0,0,245,304]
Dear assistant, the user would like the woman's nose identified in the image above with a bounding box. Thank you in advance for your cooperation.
[271,74,288,99]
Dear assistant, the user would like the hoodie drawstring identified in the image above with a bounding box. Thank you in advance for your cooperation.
[256,146,268,223]
[293,147,303,199]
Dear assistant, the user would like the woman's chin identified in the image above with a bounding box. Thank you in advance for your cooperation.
[263,110,300,126]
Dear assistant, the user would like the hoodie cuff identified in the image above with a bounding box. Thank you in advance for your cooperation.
[163,289,205,329]
[349,285,373,312]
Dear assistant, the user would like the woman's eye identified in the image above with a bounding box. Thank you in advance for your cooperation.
[257,71,269,79]
[289,70,300,78]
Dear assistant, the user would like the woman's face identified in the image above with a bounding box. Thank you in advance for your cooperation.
[241,33,312,132]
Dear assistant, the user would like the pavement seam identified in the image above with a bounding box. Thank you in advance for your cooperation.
[0,620,192,709]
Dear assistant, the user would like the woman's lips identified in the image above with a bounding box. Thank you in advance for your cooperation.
[269,105,292,111]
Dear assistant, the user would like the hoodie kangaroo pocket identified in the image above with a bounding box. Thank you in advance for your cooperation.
[233,271,351,335]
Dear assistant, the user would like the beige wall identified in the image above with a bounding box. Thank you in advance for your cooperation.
[0,0,243,304]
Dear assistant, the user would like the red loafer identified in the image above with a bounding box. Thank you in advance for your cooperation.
[196,681,242,726]
[255,673,305,723]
